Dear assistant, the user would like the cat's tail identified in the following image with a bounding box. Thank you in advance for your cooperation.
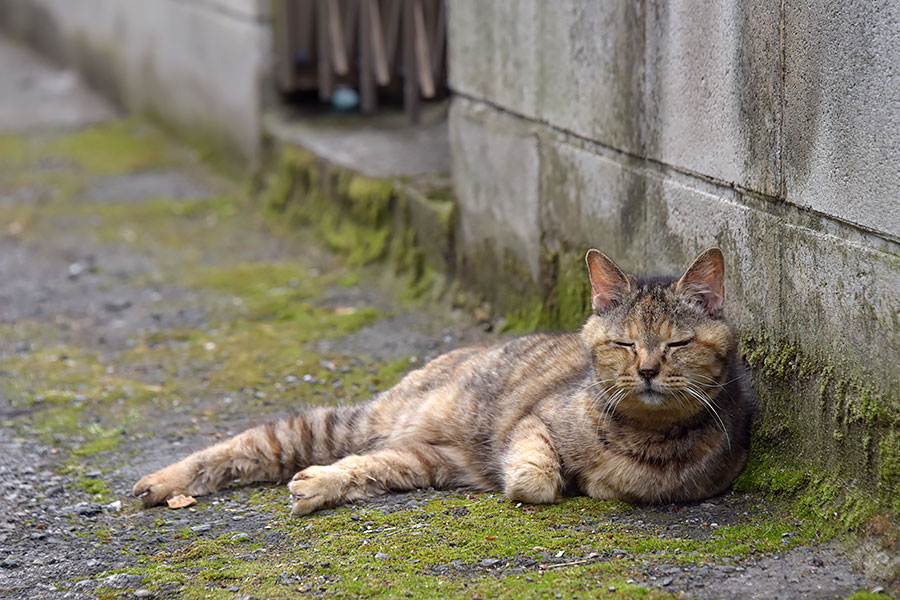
[133,403,374,507]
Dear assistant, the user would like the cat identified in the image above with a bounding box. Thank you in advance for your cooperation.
[133,247,753,515]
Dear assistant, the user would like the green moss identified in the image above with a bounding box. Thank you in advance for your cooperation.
[78,477,113,499]
[120,491,819,599]
[73,425,124,456]
[51,120,172,174]
[503,297,544,334]
[345,175,394,226]
[0,134,32,168]
[740,332,900,521]
[741,332,899,429]
[878,431,900,501]
[260,144,449,303]
[538,250,592,332]
[735,444,879,535]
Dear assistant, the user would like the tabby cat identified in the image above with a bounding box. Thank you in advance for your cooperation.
[134,248,753,514]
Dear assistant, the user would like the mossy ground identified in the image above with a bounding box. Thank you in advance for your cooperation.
[115,491,820,599]
[0,119,892,598]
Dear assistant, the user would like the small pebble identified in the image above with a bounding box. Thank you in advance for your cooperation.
[190,524,211,533]
[133,590,152,598]
[661,577,673,587]
[104,298,132,312]
[480,558,500,568]
[374,552,389,559]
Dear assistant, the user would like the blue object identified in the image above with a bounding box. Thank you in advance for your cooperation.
[331,86,360,111]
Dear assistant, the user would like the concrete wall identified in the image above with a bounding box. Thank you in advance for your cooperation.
[447,1,900,503]
[0,0,271,160]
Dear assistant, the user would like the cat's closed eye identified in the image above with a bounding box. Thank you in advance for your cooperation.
[665,339,692,349]
[611,341,635,349]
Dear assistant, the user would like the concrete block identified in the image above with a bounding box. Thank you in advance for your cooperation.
[448,98,541,286]
[539,134,647,262]
[448,0,781,194]
[534,1,645,155]
[205,0,271,20]
[784,0,900,239]
[447,0,540,117]
[645,0,782,195]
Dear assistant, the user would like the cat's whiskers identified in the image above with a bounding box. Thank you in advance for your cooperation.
[683,382,731,450]
[602,388,629,433]
[593,385,624,433]
[580,378,619,394]
[692,372,746,389]
[578,380,620,436]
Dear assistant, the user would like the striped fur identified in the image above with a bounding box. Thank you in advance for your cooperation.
[134,248,753,514]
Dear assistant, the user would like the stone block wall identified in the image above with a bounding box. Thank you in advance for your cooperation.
[447,0,900,508]
[0,0,271,160]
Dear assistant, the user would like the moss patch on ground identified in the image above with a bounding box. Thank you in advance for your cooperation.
[50,120,173,174]
[120,491,819,600]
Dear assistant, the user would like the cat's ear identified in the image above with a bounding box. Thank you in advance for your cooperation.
[585,249,632,313]
[675,247,725,317]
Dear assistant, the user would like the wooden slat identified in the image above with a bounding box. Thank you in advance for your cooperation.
[384,0,403,67]
[403,0,420,123]
[368,0,390,85]
[432,0,446,81]
[359,0,377,113]
[327,0,349,75]
[413,0,434,98]
[316,0,334,100]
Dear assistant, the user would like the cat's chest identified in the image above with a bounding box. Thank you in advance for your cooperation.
[567,423,722,501]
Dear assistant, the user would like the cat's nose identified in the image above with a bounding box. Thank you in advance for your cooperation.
[639,367,659,381]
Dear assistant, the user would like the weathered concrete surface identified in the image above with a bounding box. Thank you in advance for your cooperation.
[449,100,542,285]
[0,35,115,132]
[0,0,270,160]
[783,0,900,239]
[447,0,782,195]
[263,105,451,178]
[645,0,782,195]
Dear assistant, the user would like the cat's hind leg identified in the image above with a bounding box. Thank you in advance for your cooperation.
[502,416,564,504]
[288,444,445,515]
[134,408,355,506]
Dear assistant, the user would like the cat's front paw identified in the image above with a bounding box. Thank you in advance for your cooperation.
[133,462,195,507]
[288,465,350,515]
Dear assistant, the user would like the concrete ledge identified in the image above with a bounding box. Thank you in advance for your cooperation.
[260,119,457,299]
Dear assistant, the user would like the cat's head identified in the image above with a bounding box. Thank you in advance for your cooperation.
[580,248,736,423]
